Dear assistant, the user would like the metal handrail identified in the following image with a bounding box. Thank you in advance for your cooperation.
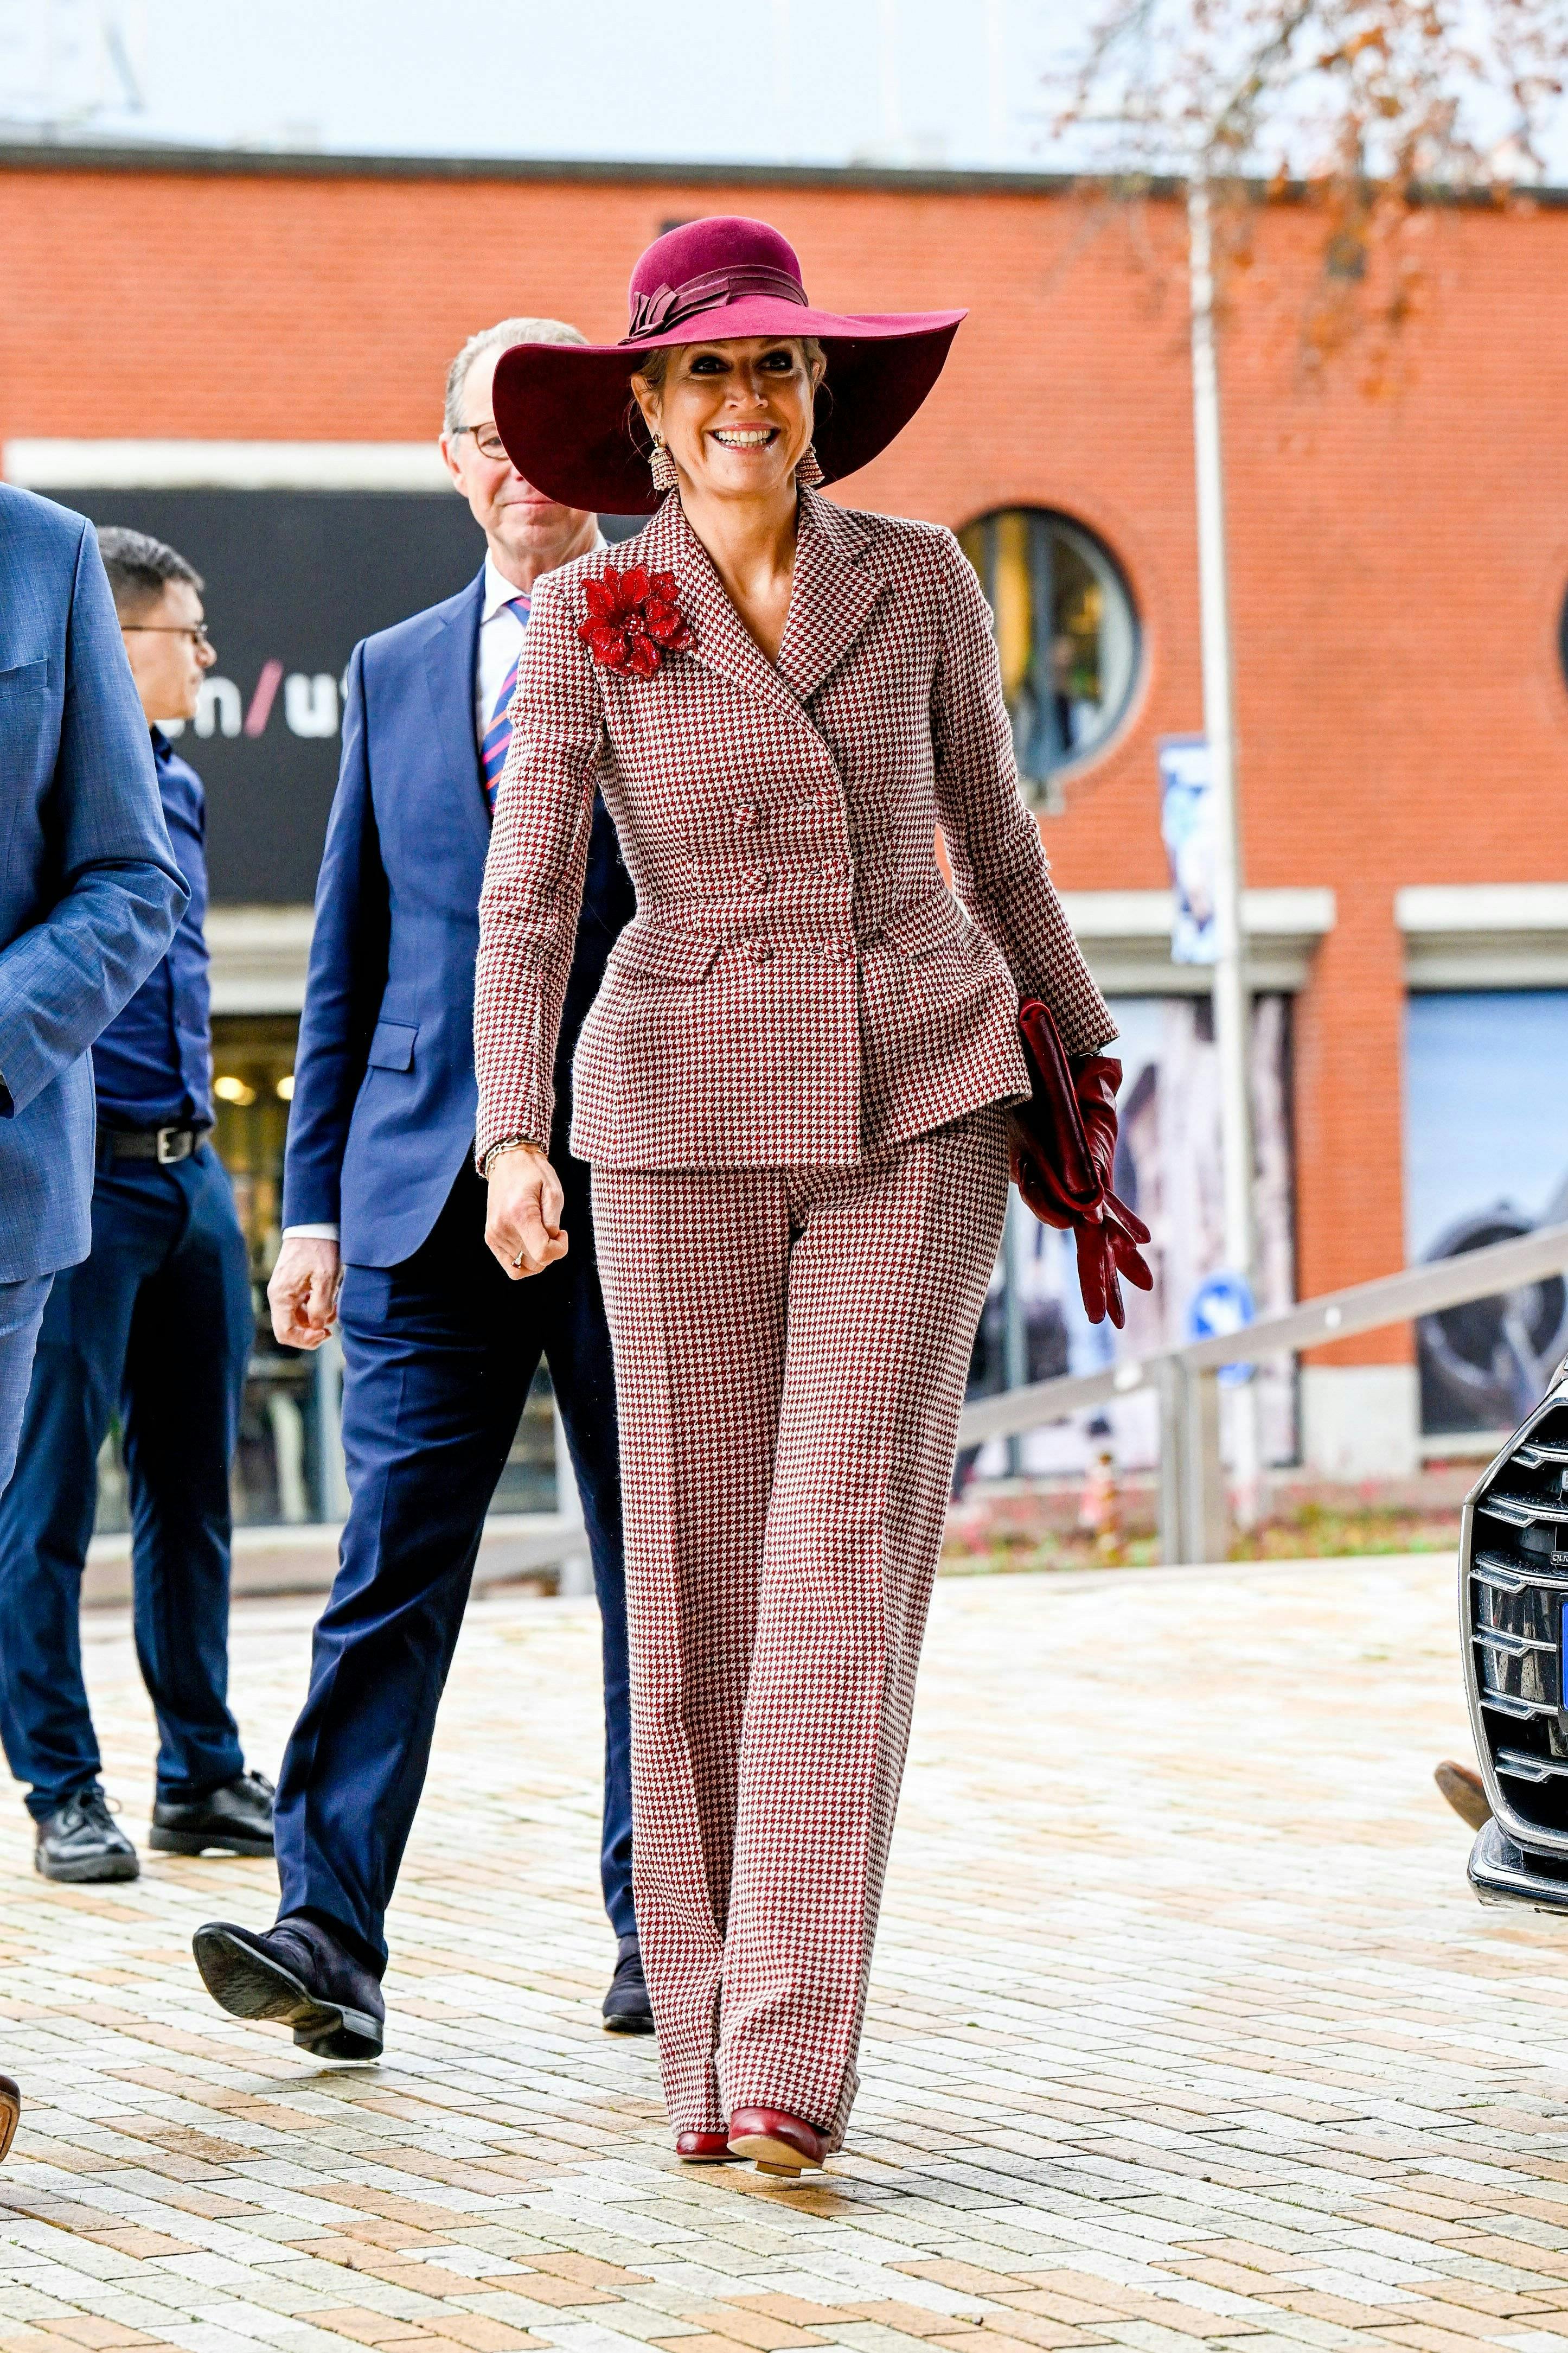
[957,1219,1568,1448]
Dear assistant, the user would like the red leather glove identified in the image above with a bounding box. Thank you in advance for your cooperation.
[1069,1055,1155,1329]
[1008,1001,1155,1330]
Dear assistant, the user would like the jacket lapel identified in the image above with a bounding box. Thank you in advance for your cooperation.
[421,569,490,868]
[775,489,886,705]
[646,489,885,719]
[645,495,808,729]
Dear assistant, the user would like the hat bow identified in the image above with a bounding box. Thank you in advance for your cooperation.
[622,264,809,346]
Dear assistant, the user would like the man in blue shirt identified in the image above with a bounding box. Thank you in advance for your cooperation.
[0,529,271,1886]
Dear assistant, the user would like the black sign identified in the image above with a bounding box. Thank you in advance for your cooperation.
[64,489,650,907]
[63,488,483,903]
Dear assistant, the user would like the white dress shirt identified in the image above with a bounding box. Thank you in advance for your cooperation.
[284,538,606,1246]
[478,541,605,739]
[475,553,534,745]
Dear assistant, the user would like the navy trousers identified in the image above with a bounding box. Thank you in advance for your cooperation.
[0,1145,252,1819]
[0,1276,53,1494]
[272,1160,633,1974]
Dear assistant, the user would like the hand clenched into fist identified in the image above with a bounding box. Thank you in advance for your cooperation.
[268,1236,343,1350]
[485,1143,569,1279]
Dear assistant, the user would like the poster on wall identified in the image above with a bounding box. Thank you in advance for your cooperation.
[1158,735,1218,965]
[972,992,1297,1475]
[1405,990,1568,1436]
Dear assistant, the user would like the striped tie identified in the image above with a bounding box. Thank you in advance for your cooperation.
[480,595,532,812]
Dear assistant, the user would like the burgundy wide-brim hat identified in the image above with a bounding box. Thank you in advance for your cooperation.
[492,215,965,515]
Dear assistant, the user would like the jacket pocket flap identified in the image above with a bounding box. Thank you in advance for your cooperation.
[612,927,722,985]
[0,656,49,691]
[882,895,969,961]
[366,1019,417,1072]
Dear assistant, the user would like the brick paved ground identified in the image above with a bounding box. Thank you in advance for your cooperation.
[4,1553,1568,2353]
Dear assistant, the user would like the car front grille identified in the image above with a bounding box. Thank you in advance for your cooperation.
[1462,1381,1568,1850]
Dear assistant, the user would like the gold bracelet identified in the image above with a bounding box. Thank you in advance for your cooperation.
[482,1137,543,1177]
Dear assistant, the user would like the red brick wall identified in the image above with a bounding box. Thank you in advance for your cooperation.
[5,160,1567,1353]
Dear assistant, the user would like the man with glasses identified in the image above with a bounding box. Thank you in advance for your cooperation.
[0,528,271,1885]
[192,320,645,2061]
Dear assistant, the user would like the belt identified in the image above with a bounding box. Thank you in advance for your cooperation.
[99,1124,207,1165]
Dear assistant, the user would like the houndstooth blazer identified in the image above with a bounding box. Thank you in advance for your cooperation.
[473,486,1114,1171]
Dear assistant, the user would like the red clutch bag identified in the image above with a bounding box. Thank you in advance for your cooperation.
[1008,997,1155,1330]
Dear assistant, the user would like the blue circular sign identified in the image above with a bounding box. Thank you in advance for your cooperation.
[1187,1271,1256,1386]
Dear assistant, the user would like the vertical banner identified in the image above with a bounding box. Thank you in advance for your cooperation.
[1159,734,1218,965]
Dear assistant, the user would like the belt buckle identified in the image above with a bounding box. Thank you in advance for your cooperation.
[155,1127,189,1165]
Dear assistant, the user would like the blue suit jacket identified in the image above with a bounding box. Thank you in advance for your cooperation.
[283,567,634,1269]
[0,487,188,1283]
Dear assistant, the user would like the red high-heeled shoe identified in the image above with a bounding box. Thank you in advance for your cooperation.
[726,2107,827,2176]
[675,2129,740,2162]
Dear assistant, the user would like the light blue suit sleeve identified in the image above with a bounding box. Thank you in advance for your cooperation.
[0,522,188,1118]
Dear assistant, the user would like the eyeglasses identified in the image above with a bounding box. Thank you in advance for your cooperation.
[450,420,509,462]
[122,623,214,648]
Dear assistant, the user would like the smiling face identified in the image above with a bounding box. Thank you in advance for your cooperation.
[631,336,824,508]
[440,343,597,589]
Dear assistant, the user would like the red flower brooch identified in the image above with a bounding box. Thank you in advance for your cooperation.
[578,565,692,679]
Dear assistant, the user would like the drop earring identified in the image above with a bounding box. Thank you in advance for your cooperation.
[649,433,679,495]
[796,442,824,488]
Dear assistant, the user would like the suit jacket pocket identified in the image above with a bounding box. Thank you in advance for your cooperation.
[575,928,719,1128]
[0,656,50,694]
[609,927,722,987]
[366,1019,417,1072]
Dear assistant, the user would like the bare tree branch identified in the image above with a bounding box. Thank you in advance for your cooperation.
[1052,0,1565,368]
[1055,0,1565,189]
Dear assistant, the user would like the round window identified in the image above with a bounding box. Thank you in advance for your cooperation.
[959,508,1140,811]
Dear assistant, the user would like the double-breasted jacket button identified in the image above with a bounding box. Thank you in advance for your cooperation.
[822,860,850,883]
[740,870,772,895]
[738,939,773,964]
[734,803,760,828]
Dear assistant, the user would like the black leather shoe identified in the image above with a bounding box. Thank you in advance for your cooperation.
[35,1789,138,1883]
[192,1915,384,2059]
[0,2074,18,2165]
[603,1935,655,2036]
[151,1769,275,1855]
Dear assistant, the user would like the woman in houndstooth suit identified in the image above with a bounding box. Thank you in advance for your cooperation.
[473,216,1116,2176]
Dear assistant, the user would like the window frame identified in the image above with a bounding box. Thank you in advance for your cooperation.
[959,504,1143,812]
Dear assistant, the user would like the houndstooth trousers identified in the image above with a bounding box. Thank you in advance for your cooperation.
[592,1105,1009,2144]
